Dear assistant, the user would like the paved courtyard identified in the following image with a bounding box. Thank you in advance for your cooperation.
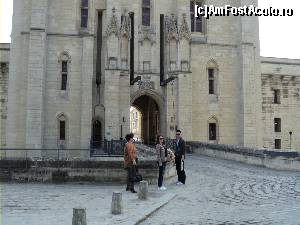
[1,154,300,225]
[141,155,300,225]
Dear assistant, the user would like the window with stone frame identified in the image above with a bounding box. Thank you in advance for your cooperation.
[142,0,151,26]
[60,120,66,140]
[209,123,217,140]
[275,139,281,149]
[61,61,68,90]
[273,89,280,104]
[274,118,281,132]
[58,52,71,92]
[190,0,203,32]
[57,114,67,142]
[208,68,215,94]
[81,0,89,28]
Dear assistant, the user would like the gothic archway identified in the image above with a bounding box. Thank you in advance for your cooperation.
[131,95,160,145]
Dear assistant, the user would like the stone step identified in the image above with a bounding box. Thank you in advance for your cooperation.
[0,169,11,181]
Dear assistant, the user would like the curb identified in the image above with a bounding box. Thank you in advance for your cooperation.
[133,193,177,225]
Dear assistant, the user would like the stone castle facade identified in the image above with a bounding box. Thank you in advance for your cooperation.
[0,0,299,158]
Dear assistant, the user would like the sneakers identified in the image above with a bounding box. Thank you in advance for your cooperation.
[176,181,184,185]
[158,186,167,191]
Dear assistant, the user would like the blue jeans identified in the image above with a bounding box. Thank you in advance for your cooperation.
[158,162,166,187]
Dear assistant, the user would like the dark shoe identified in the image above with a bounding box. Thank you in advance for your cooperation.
[131,189,137,193]
[126,187,130,191]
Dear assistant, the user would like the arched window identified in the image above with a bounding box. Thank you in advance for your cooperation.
[208,116,218,142]
[81,0,89,28]
[58,52,71,91]
[57,114,67,141]
[208,68,215,94]
[61,61,68,90]
[142,0,151,26]
[206,59,219,95]
[190,0,203,32]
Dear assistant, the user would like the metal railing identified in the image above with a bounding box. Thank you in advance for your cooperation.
[0,140,131,161]
[90,139,126,156]
[0,139,179,161]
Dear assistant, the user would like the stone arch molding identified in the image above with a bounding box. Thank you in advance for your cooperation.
[58,51,71,62]
[208,115,218,123]
[206,58,219,69]
[131,89,164,113]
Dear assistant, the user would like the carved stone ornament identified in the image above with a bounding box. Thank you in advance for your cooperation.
[106,8,119,37]
[138,25,156,44]
[138,80,154,90]
[166,14,179,42]
[120,11,130,38]
[179,14,191,40]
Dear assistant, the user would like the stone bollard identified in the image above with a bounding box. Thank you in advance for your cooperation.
[72,208,87,225]
[111,191,123,215]
[138,180,148,200]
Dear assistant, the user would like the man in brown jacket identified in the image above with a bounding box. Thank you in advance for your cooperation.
[124,133,137,193]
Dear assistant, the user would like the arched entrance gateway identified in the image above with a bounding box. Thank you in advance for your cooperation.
[131,95,160,145]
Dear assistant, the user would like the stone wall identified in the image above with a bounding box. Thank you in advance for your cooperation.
[187,141,300,172]
[0,158,176,183]
[261,57,300,151]
[0,43,10,151]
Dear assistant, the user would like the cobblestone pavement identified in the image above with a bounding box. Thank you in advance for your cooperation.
[1,154,300,225]
[141,155,300,225]
[1,181,174,225]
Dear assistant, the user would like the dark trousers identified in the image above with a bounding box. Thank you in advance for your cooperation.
[126,165,135,190]
[175,155,182,181]
[158,162,166,187]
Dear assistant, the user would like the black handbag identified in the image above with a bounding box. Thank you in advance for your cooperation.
[134,173,143,182]
[179,160,186,184]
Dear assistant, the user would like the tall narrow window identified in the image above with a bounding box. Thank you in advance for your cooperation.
[60,121,66,140]
[275,139,281,149]
[208,68,215,94]
[274,89,280,104]
[190,1,203,32]
[142,0,151,26]
[61,61,68,90]
[81,0,89,28]
[274,118,281,132]
[209,123,217,140]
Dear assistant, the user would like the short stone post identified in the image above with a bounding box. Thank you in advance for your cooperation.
[138,180,148,200]
[72,208,87,225]
[111,191,123,215]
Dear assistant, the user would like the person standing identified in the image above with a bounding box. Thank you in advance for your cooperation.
[156,135,167,190]
[124,133,137,193]
[175,129,186,185]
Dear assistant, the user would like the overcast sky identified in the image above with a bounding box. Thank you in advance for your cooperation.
[0,0,299,59]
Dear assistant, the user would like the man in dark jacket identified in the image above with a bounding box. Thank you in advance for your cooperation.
[175,129,186,185]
